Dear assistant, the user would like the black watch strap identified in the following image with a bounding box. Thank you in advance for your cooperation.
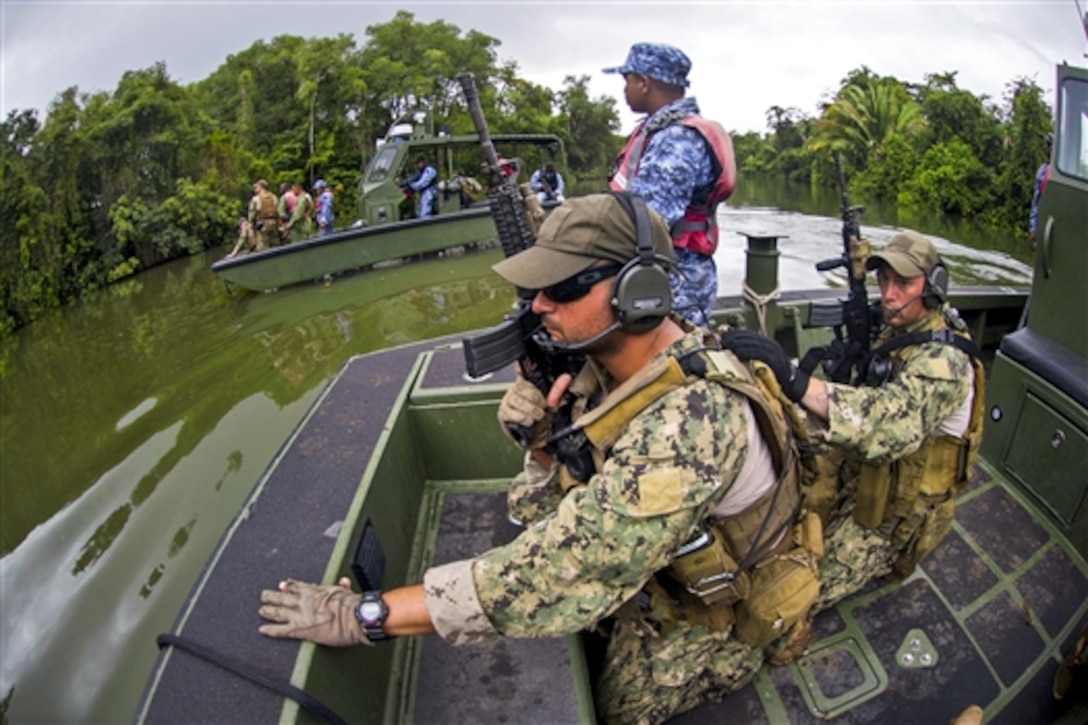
[354,590,389,641]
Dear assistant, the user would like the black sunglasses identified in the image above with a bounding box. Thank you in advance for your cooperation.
[537,263,624,303]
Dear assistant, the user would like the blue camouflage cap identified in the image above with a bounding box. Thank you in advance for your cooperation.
[602,42,691,88]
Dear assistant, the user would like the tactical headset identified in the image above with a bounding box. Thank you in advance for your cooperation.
[607,191,673,332]
[922,257,949,309]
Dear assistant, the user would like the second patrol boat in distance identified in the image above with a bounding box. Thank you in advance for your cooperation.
[211,113,566,293]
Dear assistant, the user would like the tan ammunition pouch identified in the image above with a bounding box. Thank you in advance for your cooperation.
[734,511,823,647]
[852,316,986,574]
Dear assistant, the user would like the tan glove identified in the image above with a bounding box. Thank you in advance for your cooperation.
[258,578,372,647]
[497,377,554,449]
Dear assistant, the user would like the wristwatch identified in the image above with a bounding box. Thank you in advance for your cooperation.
[355,590,389,641]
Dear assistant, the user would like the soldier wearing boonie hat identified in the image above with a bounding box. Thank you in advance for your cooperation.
[722,226,984,645]
[603,42,737,330]
[257,192,792,723]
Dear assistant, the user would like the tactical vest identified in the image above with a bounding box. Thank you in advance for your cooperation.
[258,191,279,221]
[852,311,986,572]
[552,335,817,641]
[608,116,736,256]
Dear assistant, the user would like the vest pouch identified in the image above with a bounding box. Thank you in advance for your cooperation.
[795,511,825,562]
[801,443,844,528]
[854,461,892,530]
[734,550,820,647]
[665,527,751,607]
[917,437,964,497]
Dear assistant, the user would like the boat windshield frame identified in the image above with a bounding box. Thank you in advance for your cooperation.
[1056,72,1088,183]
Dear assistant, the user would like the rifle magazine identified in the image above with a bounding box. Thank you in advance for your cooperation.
[462,320,529,378]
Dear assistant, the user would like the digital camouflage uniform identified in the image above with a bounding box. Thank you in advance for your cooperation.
[625,97,718,328]
[810,310,975,612]
[602,43,723,329]
[422,328,765,724]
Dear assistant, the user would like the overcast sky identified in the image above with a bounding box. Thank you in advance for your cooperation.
[2,1,1086,135]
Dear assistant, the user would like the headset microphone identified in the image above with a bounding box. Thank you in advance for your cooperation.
[880,293,925,321]
[535,320,623,354]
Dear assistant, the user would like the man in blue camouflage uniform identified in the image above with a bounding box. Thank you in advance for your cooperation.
[723,231,983,620]
[257,194,788,724]
[605,43,737,328]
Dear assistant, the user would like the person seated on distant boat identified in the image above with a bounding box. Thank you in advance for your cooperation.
[404,156,439,218]
[530,161,566,204]
[314,179,335,236]
[722,230,984,623]
[441,169,484,209]
[257,193,822,724]
[284,181,315,243]
[247,179,282,249]
[225,217,260,258]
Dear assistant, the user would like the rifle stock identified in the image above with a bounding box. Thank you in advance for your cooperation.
[457,73,583,447]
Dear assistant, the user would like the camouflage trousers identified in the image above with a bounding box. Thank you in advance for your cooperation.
[669,248,717,328]
[595,619,764,725]
[812,517,897,613]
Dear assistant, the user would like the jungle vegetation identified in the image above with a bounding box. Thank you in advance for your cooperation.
[1,12,1052,334]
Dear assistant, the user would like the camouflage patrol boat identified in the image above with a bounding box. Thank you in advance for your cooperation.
[138,63,1087,723]
[211,115,565,293]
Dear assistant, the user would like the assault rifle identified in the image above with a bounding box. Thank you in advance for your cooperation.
[457,73,583,447]
[811,151,876,383]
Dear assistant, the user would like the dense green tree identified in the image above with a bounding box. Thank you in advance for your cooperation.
[993,77,1052,230]
[555,75,621,178]
[898,136,994,217]
[810,73,924,171]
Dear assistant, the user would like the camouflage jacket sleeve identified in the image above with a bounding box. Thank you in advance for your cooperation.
[506,452,563,525]
[422,379,749,644]
[628,124,712,228]
[823,341,973,462]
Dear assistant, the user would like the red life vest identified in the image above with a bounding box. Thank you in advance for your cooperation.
[609,116,736,256]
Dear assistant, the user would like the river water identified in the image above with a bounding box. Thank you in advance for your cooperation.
[0,183,1033,722]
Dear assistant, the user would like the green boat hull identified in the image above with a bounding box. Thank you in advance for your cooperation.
[210,209,499,292]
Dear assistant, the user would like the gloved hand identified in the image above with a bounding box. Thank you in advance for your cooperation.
[720,329,810,403]
[258,578,372,647]
[497,377,554,449]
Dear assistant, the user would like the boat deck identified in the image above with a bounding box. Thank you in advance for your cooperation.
[138,306,1086,723]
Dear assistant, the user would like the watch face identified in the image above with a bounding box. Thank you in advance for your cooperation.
[359,601,383,624]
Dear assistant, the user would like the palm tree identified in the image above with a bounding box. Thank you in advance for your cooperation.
[810,81,924,169]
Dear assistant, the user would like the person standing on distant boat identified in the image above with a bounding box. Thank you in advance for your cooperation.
[604,42,737,329]
[285,181,314,243]
[247,179,282,250]
[1028,132,1052,250]
[530,160,566,204]
[314,179,335,236]
[257,194,820,724]
[405,156,439,218]
[277,182,297,223]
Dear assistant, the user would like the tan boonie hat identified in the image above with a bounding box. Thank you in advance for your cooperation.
[493,193,674,290]
[866,229,938,277]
